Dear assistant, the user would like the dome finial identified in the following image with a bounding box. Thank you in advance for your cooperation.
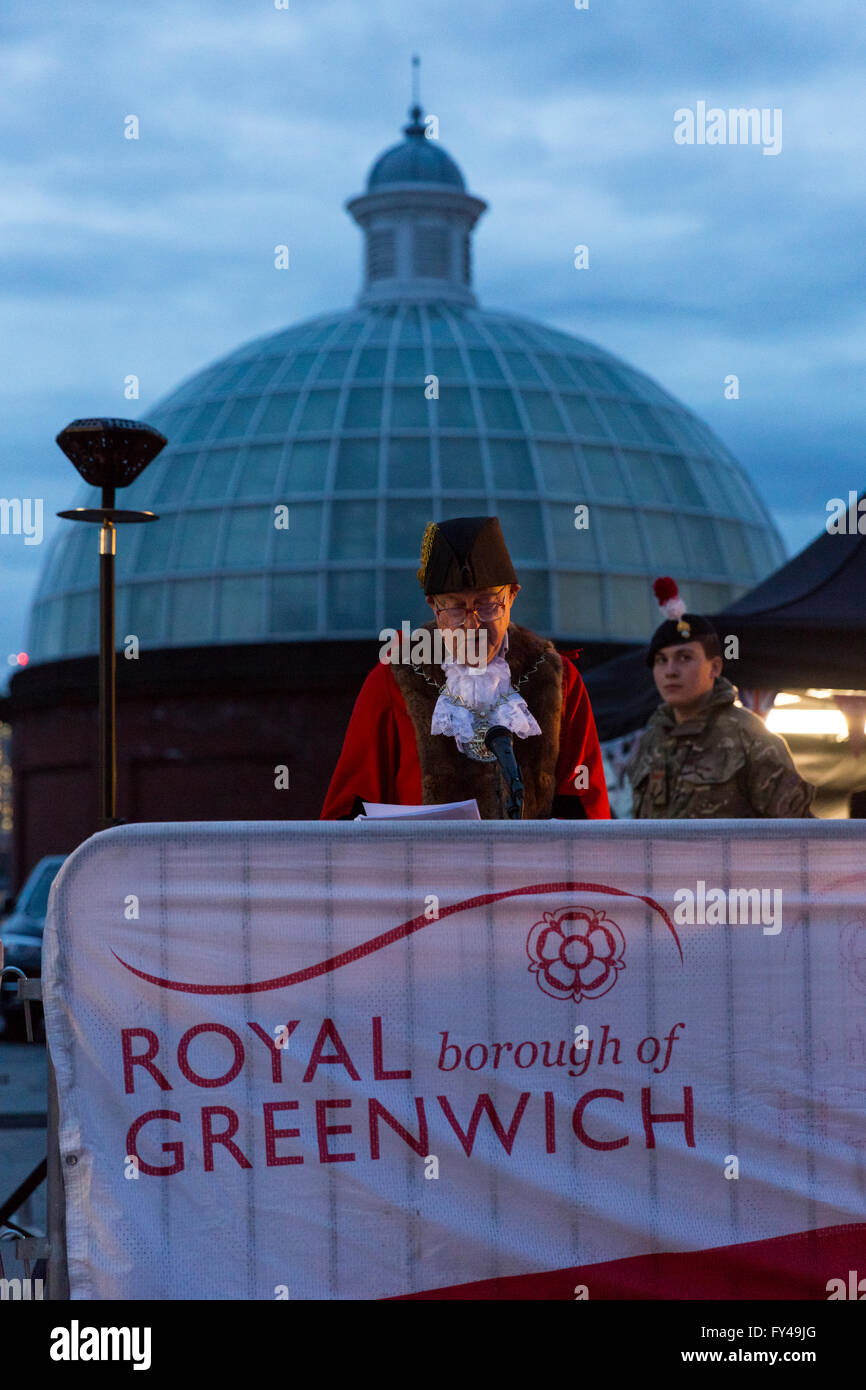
[406,54,424,134]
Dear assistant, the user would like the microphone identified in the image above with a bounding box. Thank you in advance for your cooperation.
[484,725,524,820]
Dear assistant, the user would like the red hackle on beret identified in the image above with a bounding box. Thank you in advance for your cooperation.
[653,576,679,605]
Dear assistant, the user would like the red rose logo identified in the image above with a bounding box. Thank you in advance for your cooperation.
[526,906,626,1002]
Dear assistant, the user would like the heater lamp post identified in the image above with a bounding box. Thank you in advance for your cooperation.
[55,418,166,830]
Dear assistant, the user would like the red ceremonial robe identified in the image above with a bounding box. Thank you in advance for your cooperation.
[320,639,610,820]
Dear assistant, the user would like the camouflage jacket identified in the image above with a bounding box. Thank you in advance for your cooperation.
[627,677,815,819]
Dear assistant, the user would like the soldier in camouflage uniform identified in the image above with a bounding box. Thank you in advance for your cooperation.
[627,590,814,819]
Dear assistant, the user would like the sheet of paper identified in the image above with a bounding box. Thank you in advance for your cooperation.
[355,798,481,821]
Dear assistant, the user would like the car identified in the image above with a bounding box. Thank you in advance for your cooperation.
[0,854,66,1041]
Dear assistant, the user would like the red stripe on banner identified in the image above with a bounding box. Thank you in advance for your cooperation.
[387,1223,866,1300]
[110,879,683,994]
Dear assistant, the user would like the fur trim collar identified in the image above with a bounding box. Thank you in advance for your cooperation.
[390,621,564,818]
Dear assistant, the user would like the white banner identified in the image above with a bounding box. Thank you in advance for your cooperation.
[43,821,866,1301]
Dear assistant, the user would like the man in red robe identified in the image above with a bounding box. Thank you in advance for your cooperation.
[320,516,610,821]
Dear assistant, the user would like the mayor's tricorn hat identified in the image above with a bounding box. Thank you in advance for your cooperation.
[416,515,518,595]
[646,576,719,666]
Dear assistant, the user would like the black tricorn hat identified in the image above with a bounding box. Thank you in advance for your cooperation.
[646,613,719,667]
[416,516,518,595]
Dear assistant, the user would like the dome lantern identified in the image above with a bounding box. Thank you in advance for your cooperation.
[346,96,487,308]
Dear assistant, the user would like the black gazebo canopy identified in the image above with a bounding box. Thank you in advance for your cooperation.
[585,504,866,741]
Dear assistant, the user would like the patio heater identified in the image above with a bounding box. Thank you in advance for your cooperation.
[55,418,166,830]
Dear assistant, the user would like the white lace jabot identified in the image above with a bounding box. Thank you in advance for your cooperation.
[430,631,542,752]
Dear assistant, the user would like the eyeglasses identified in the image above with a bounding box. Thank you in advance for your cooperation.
[434,593,509,628]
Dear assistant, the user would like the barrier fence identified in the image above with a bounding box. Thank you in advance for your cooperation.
[42,819,866,1300]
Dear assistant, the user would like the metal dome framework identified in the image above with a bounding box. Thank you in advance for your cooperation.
[28,106,786,666]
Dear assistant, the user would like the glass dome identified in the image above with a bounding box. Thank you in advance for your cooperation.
[28,109,786,664]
